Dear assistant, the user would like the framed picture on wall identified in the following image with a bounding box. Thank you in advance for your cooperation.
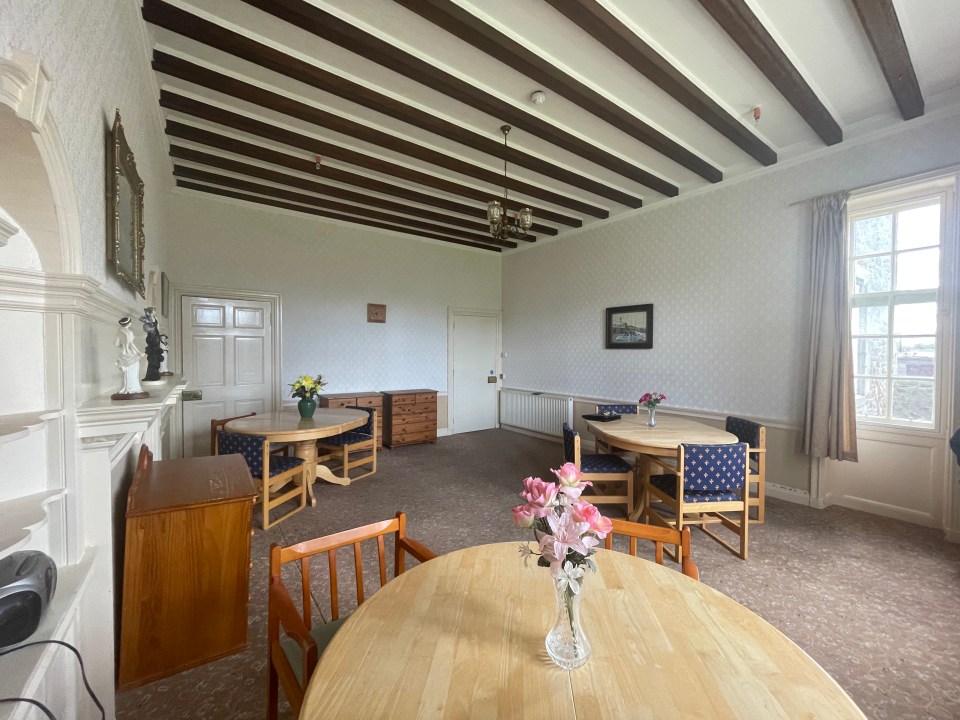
[605,304,653,349]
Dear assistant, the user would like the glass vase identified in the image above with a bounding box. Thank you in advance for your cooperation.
[647,407,656,427]
[545,580,591,670]
[298,397,317,419]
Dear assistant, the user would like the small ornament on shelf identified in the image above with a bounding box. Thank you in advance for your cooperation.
[112,317,149,400]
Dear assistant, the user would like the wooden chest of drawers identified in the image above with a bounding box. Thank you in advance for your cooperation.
[381,390,437,447]
[317,392,383,448]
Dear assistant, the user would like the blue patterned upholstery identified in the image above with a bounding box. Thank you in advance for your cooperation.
[320,407,374,446]
[581,453,632,473]
[650,443,748,502]
[950,428,960,465]
[725,416,762,448]
[217,431,304,478]
[597,404,638,415]
[562,423,577,463]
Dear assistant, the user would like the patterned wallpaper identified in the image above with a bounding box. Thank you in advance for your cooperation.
[166,194,501,393]
[503,114,960,425]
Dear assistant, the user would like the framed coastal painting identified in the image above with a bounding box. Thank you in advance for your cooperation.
[605,304,653,349]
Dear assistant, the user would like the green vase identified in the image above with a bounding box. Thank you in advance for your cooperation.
[298,397,317,419]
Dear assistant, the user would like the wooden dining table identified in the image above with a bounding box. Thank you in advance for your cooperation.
[223,408,367,504]
[585,413,738,520]
[300,542,865,719]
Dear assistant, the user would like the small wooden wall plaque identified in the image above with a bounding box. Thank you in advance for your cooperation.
[367,303,386,323]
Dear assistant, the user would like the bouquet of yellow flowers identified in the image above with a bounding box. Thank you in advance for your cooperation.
[289,374,327,400]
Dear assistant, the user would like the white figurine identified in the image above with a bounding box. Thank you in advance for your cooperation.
[112,317,148,400]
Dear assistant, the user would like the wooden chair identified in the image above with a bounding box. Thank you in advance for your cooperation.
[641,442,750,559]
[562,423,634,516]
[594,403,638,453]
[725,416,767,523]
[315,407,377,483]
[267,512,437,720]
[211,412,287,457]
[604,519,699,580]
[215,431,306,530]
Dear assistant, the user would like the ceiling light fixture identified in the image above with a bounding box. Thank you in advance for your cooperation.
[487,125,532,241]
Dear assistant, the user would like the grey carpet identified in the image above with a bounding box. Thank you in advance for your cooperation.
[116,429,960,719]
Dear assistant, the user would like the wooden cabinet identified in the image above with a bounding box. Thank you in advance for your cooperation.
[381,390,437,447]
[317,392,383,448]
[118,451,257,691]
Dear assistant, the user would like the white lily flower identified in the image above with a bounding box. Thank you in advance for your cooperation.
[555,560,585,595]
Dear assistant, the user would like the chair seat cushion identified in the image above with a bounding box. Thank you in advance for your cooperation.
[581,453,632,474]
[280,618,345,684]
[649,474,741,503]
[268,455,305,477]
[318,431,374,447]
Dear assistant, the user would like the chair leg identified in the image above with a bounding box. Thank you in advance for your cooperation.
[267,659,279,720]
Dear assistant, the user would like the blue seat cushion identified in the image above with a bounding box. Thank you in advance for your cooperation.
[581,453,632,474]
[279,618,345,685]
[319,431,374,447]
[649,474,741,503]
[268,455,305,477]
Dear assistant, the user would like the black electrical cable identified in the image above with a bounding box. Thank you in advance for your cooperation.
[0,697,57,719]
[0,640,105,720]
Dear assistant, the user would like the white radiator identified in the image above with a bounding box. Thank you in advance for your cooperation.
[500,390,574,437]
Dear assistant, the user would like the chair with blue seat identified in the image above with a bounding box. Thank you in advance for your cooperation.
[594,403,638,453]
[562,423,634,516]
[725,416,767,523]
[641,442,750,559]
[216,430,307,530]
[266,511,437,720]
[315,406,377,483]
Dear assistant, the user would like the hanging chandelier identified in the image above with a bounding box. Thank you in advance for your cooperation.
[487,125,532,241]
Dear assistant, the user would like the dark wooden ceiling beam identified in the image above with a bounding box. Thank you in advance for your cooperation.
[160,91,595,223]
[235,0,678,198]
[696,0,842,145]
[142,0,675,197]
[154,51,640,209]
[172,165,521,248]
[169,144,555,236]
[543,0,776,166]
[177,180,504,252]
[165,126,563,235]
[392,0,722,182]
[849,0,924,120]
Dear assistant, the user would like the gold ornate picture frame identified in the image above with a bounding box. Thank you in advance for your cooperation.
[107,109,146,297]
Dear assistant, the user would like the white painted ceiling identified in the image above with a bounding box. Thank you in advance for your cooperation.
[142,0,960,252]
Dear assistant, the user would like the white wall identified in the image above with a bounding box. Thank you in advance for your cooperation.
[165,192,502,393]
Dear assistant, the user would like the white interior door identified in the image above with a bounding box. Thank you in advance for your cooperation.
[450,311,499,434]
[181,295,275,457]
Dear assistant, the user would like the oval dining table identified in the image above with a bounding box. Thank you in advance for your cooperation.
[300,542,866,719]
[223,408,367,504]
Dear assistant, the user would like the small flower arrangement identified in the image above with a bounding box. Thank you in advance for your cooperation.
[289,374,327,400]
[639,391,666,409]
[511,463,612,589]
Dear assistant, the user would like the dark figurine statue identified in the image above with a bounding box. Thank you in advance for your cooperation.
[140,306,164,382]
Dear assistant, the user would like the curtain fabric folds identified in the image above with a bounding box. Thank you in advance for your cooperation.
[802,192,858,461]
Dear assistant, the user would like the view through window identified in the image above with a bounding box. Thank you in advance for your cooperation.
[848,187,946,428]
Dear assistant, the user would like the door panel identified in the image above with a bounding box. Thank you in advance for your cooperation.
[182,296,274,457]
[451,312,499,434]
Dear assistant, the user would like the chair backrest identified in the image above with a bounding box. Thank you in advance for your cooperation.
[346,405,375,435]
[680,443,748,493]
[216,431,267,478]
[604,519,699,580]
[562,423,580,466]
[950,427,960,465]
[597,403,638,415]
[210,412,257,455]
[724,416,765,475]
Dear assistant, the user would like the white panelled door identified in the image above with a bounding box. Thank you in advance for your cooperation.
[181,296,275,457]
[450,311,499,434]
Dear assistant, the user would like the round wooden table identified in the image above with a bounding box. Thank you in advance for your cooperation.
[224,409,367,504]
[301,543,865,719]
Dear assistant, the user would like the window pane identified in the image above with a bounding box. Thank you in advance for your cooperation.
[853,337,887,375]
[855,377,887,418]
[895,248,939,290]
[853,256,891,293]
[892,337,935,377]
[851,305,888,334]
[852,214,892,255]
[892,302,937,335]
[891,379,934,422]
[896,203,940,250]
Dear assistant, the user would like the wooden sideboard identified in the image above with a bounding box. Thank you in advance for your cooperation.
[317,392,383,448]
[117,449,257,691]
[381,390,437,447]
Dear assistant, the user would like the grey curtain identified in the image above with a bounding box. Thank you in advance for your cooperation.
[802,191,858,461]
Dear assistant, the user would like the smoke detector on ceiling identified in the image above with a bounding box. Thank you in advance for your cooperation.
[530,90,546,105]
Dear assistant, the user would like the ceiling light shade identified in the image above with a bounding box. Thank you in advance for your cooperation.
[488,125,532,241]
